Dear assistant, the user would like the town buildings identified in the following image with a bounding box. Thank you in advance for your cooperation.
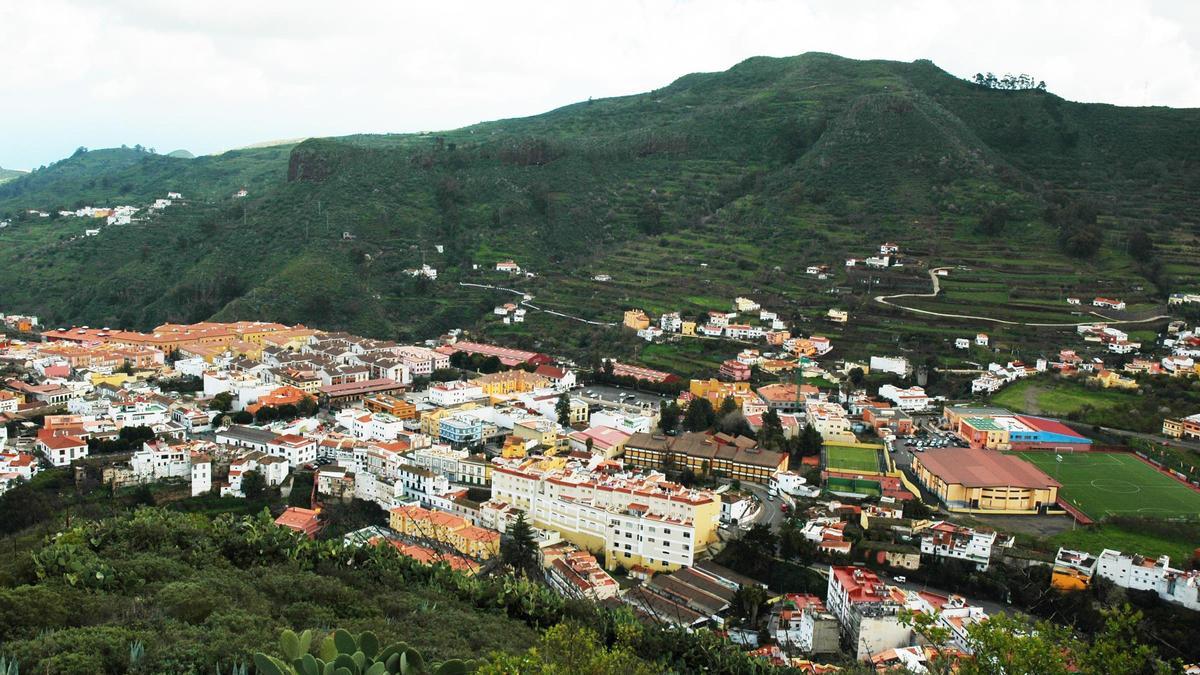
[490,456,721,571]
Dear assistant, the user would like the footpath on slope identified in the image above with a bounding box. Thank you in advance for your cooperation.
[874,267,1170,328]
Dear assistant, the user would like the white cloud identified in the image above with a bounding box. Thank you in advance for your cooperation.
[1,0,1197,169]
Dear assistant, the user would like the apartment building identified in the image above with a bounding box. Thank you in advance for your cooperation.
[490,457,721,572]
[624,432,788,484]
[919,521,1003,571]
[428,381,485,407]
[804,400,857,444]
[825,566,910,661]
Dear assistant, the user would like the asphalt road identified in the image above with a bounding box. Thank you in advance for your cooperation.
[742,482,793,531]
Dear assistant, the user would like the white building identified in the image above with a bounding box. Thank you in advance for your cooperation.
[1093,549,1200,611]
[203,371,273,411]
[805,401,856,444]
[36,435,89,467]
[267,434,318,467]
[826,566,909,661]
[129,440,191,482]
[659,312,682,332]
[222,452,289,497]
[877,385,930,412]
[190,452,212,496]
[490,458,721,571]
[869,356,910,377]
[427,381,485,407]
[919,522,1001,571]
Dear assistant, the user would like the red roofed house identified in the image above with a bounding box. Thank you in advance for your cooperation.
[533,364,576,392]
[568,425,632,458]
[546,549,619,600]
[719,359,752,382]
[267,433,318,467]
[36,433,89,467]
[274,507,323,538]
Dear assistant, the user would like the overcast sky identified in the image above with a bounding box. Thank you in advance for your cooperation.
[2,0,1198,169]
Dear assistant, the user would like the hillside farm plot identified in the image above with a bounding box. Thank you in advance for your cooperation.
[1015,451,1200,520]
[824,444,886,474]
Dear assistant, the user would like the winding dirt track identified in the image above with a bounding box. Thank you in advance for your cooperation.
[874,267,1170,327]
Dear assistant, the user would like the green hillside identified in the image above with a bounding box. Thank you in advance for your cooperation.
[0,166,25,184]
[1,53,1197,368]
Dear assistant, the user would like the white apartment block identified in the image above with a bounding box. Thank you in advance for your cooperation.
[1094,549,1200,611]
[490,458,721,572]
[869,356,910,377]
[919,522,999,571]
[129,440,191,481]
[877,385,930,412]
[267,434,318,467]
[427,381,485,407]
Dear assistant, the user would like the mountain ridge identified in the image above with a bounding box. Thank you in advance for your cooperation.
[0,52,1197,368]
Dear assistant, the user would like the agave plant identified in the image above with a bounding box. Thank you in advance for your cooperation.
[253,629,472,675]
[0,655,17,675]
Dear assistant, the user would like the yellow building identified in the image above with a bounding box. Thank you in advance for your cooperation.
[623,309,651,331]
[684,379,764,414]
[389,505,500,561]
[89,372,138,388]
[501,436,529,459]
[364,394,417,420]
[911,447,1060,514]
[624,431,788,485]
[1091,370,1138,390]
[447,525,501,560]
[253,328,318,351]
[474,369,551,398]
[513,418,559,448]
[178,339,264,363]
[420,403,478,436]
[680,321,697,336]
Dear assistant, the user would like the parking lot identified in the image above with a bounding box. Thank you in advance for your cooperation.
[575,384,670,410]
[889,428,962,471]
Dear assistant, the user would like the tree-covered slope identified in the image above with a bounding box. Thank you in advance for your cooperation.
[0,52,1197,346]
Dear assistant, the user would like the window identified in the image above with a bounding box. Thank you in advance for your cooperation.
[683,532,691,539]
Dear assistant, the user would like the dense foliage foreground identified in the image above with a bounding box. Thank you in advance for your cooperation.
[0,507,777,674]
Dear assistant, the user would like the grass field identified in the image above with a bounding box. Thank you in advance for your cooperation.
[991,377,1133,417]
[825,444,883,473]
[1016,451,1200,520]
[1051,523,1198,563]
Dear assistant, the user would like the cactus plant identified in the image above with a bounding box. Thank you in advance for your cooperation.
[0,655,17,675]
[129,640,146,668]
[253,629,473,675]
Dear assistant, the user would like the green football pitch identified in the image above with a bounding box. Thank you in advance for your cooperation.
[825,445,882,473]
[1016,451,1200,520]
